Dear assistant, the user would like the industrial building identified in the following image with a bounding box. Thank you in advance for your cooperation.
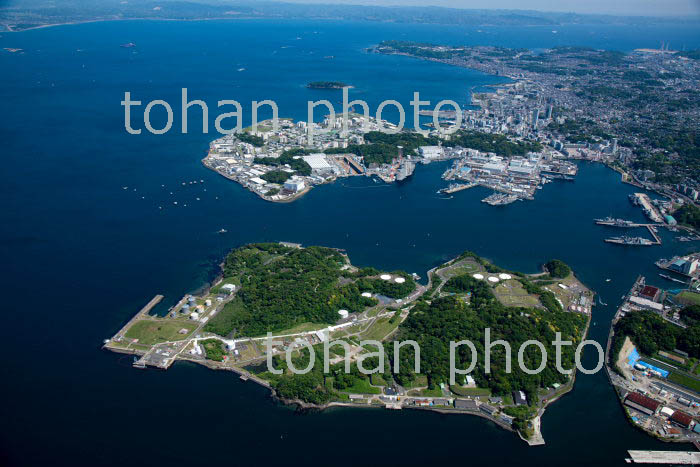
[624,392,661,416]
[670,410,695,430]
[454,399,478,410]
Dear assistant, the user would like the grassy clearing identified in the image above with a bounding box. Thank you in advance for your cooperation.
[210,277,239,295]
[361,317,400,342]
[124,319,198,345]
[370,373,388,386]
[652,353,690,371]
[204,297,248,337]
[235,341,261,362]
[676,290,700,306]
[343,378,381,394]
[202,339,226,362]
[440,262,482,279]
[668,371,700,393]
[403,374,428,389]
[493,280,541,308]
[420,387,444,397]
[449,386,491,397]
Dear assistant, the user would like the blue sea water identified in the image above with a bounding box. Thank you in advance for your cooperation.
[1,19,700,467]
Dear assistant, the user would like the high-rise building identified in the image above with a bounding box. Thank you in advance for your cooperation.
[532,109,540,129]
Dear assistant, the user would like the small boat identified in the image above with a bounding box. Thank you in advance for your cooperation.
[120,42,136,48]
[218,228,228,234]
[605,279,611,282]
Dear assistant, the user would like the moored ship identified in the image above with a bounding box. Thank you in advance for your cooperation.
[604,236,654,246]
[594,217,636,227]
[481,193,519,206]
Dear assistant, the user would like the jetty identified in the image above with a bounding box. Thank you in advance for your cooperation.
[626,450,700,464]
[106,294,163,344]
[594,219,662,245]
[438,182,477,194]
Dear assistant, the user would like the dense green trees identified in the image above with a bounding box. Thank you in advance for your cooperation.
[681,305,700,326]
[254,149,312,176]
[674,203,700,229]
[326,142,399,165]
[201,339,226,362]
[391,293,584,403]
[326,131,439,166]
[391,267,585,403]
[355,272,416,299]
[544,260,571,278]
[261,170,291,184]
[269,349,335,404]
[205,244,400,337]
[444,130,542,156]
[614,309,700,359]
[265,345,381,404]
[237,132,264,147]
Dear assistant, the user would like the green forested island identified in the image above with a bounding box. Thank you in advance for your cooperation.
[106,243,591,443]
[306,81,350,89]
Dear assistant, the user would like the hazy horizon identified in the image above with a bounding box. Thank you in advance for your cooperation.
[3,0,700,18]
[275,0,700,17]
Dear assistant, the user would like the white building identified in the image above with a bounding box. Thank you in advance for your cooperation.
[419,146,444,159]
[283,179,306,193]
[302,153,333,173]
[629,296,664,312]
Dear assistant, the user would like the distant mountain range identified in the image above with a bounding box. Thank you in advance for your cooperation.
[1,0,697,32]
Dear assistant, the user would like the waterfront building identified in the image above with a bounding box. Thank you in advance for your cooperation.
[283,179,306,193]
[624,392,661,416]
[419,146,443,159]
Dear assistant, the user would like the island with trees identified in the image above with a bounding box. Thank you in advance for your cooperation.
[103,242,593,445]
[306,81,351,89]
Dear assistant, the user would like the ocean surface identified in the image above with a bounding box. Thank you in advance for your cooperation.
[1,19,700,467]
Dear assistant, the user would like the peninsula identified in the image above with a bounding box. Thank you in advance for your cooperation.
[373,41,700,211]
[606,268,700,442]
[104,242,593,445]
[202,115,576,204]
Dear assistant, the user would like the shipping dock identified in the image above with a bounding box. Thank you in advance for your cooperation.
[595,217,637,227]
[605,236,655,246]
[595,217,663,245]
[481,193,519,206]
[437,182,477,194]
[625,450,700,464]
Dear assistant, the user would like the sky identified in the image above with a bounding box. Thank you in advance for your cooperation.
[279,0,700,17]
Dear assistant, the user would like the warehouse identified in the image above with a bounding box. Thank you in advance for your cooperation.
[302,153,333,174]
[624,392,660,416]
[670,410,695,430]
[454,399,478,410]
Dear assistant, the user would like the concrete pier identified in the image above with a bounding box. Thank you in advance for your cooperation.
[627,450,700,464]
